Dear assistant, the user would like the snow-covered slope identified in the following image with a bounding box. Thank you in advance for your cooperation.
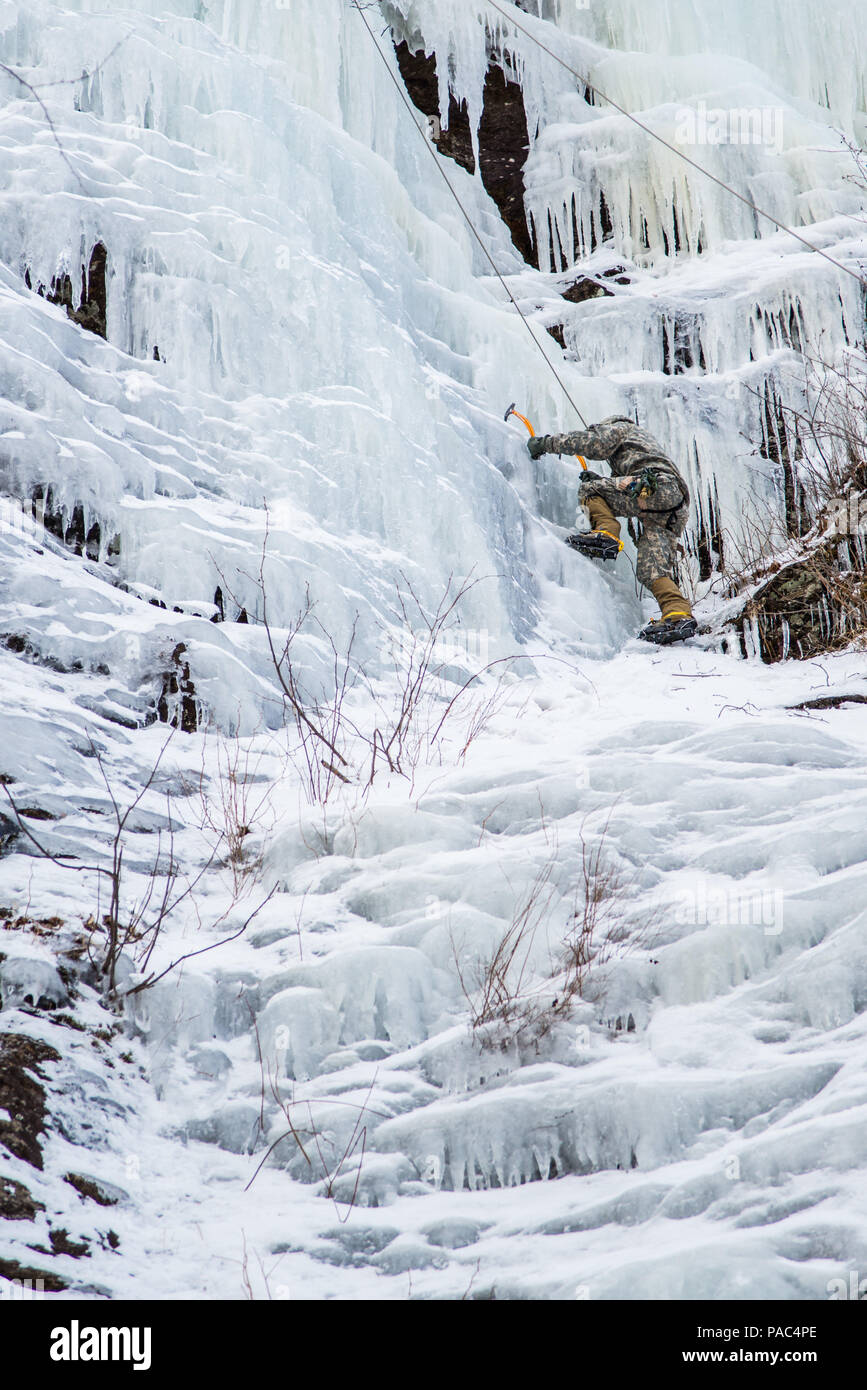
[0,0,866,1300]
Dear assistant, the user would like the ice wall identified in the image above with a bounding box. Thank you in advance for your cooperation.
[386,0,867,586]
[1,0,867,1307]
[0,0,636,735]
[1,1,864,736]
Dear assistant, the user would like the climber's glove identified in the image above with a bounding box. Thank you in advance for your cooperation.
[527,435,552,460]
[577,470,602,483]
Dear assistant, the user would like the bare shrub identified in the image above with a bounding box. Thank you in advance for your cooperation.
[221,512,500,800]
[1,733,272,1000]
[726,348,867,658]
[460,836,559,1039]
[762,349,867,516]
[555,820,628,1005]
[245,1013,387,1222]
[458,811,646,1051]
[193,731,279,895]
[365,571,487,788]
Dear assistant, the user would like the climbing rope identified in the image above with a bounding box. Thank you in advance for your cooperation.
[351,0,589,426]
[484,0,867,291]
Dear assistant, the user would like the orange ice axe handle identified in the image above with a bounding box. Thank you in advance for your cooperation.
[504,404,587,469]
[504,402,535,436]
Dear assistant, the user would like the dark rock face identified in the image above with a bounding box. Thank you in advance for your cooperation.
[759,382,809,539]
[394,41,476,175]
[157,641,199,732]
[63,1172,127,1207]
[0,1255,67,1290]
[0,1175,45,1221]
[692,482,724,582]
[49,1227,91,1258]
[477,65,535,265]
[78,241,108,339]
[0,1033,60,1170]
[561,277,615,304]
[0,812,18,855]
[0,958,69,1012]
[546,322,567,350]
[745,558,831,662]
[394,41,536,265]
[545,269,630,349]
[28,242,108,340]
[30,486,119,562]
[740,536,867,662]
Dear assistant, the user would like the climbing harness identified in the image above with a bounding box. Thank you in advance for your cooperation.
[623,467,658,500]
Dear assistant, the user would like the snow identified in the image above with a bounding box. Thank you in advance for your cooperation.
[0,0,865,1304]
[0,957,68,1011]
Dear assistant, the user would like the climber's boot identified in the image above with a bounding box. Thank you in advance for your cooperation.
[639,615,698,644]
[566,495,623,562]
[566,531,623,561]
[639,577,697,644]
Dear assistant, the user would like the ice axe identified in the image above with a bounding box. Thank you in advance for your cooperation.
[504,402,535,437]
[504,402,587,469]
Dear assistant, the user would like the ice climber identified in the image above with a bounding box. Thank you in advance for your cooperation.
[528,416,698,645]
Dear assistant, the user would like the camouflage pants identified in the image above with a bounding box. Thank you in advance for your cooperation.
[579,476,688,587]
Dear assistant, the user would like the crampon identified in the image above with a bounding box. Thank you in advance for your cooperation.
[638,615,698,645]
[566,530,622,562]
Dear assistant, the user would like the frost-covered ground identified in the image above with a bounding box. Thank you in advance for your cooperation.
[3,637,867,1300]
[1,0,866,1301]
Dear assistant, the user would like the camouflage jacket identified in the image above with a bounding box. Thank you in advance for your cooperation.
[546,416,690,507]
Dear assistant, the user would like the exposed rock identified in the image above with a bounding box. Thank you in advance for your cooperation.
[31,242,108,341]
[0,812,18,855]
[157,641,200,733]
[546,322,567,350]
[561,275,617,304]
[738,537,867,661]
[0,1176,45,1221]
[759,381,808,539]
[49,1227,91,1258]
[476,64,535,265]
[692,481,725,581]
[394,41,475,174]
[662,312,707,375]
[0,1033,60,1169]
[63,1172,128,1208]
[546,271,628,349]
[0,1255,67,1291]
[30,486,117,561]
[393,41,536,265]
[788,692,867,709]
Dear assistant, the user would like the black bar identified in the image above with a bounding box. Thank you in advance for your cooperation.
[0,1296,860,1377]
